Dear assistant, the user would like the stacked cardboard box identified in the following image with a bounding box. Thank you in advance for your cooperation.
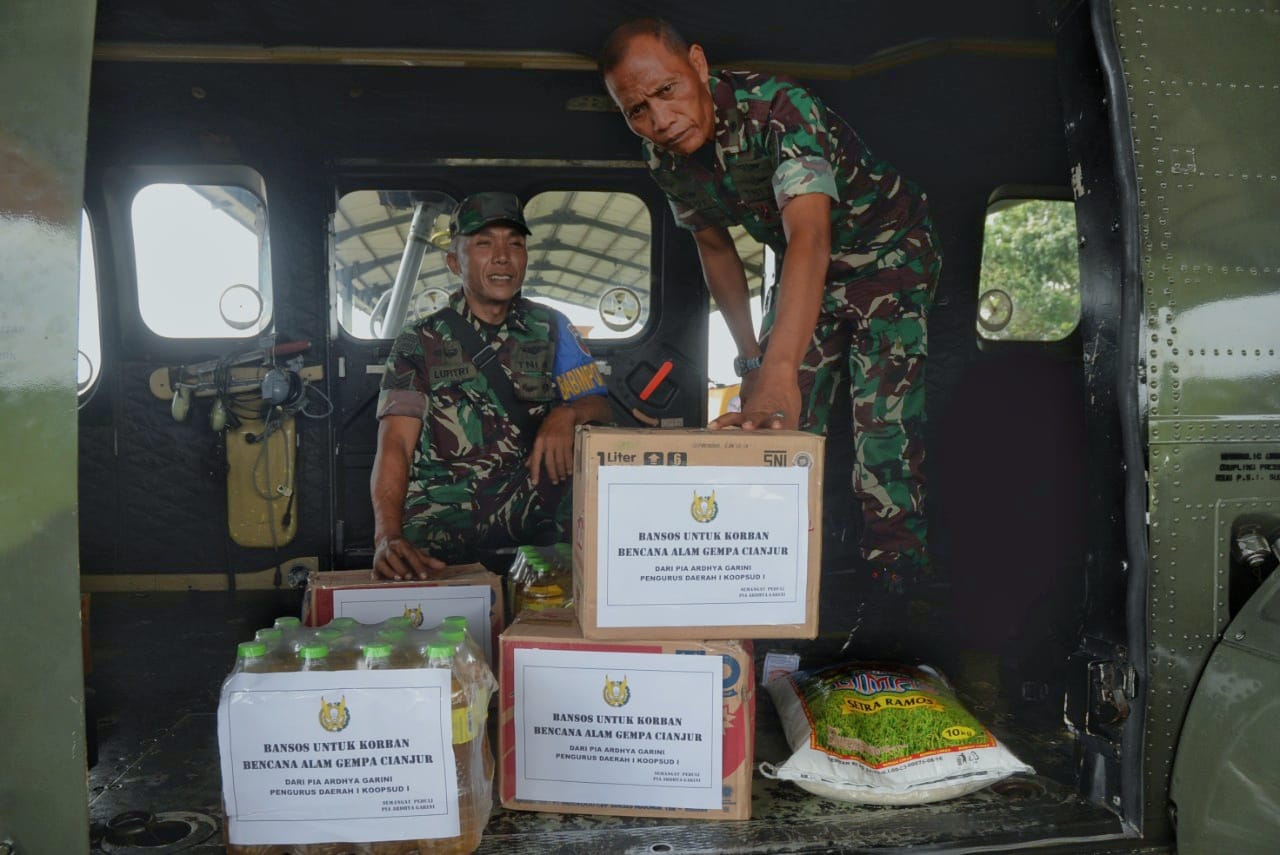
[499,427,824,821]
[571,427,824,641]
[303,564,504,665]
[498,610,755,820]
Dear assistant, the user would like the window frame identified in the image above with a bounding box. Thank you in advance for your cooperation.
[105,164,273,360]
[975,185,1083,350]
[329,169,663,351]
[77,208,103,402]
[520,186,656,345]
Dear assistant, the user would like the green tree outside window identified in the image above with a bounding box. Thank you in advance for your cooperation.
[977,198,1081,341]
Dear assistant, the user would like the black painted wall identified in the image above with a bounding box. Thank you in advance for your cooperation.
[78,2,1085,694]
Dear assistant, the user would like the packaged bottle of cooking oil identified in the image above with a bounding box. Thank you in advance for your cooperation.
[518,557,568,613]
[297,644,332,672]
[230,641,270,675]
[372,625,421,668]
[415,643,484,855]
[224,639,312,854]
[254,627,283,647]
[440,616,483,663]
[312,627,359,670]
[359,642,393,670]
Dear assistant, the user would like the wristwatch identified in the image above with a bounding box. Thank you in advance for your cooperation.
[733,355,764,377]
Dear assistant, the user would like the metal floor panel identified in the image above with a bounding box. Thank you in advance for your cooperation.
[87,591,1125,853]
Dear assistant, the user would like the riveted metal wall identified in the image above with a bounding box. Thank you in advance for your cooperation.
[1107,0,1280,832]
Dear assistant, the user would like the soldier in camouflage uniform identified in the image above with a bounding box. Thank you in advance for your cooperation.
[601,20,941,591]
[371,192,611,580]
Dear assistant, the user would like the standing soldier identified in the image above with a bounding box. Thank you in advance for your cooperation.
[371,192,611,580]
[600,20,941,593]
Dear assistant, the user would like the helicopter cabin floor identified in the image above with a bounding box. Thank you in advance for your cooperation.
[85,590,1134,854]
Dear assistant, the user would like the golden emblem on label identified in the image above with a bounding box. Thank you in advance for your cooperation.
[690,490,718,523]
[603,675,631,707]
[403,604,424,628]
[319,695,351,732]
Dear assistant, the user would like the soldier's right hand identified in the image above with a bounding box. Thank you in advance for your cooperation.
[373,535,446,581]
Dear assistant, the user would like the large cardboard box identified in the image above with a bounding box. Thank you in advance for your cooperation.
[498,610,755,820]
[572,426,823,640]
[303,564,504,666]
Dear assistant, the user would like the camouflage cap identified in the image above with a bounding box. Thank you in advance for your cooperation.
[449,191,531,238]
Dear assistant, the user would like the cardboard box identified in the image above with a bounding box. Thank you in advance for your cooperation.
[303,564,504,666]
[498,610,755,820]
[572,426,823,640]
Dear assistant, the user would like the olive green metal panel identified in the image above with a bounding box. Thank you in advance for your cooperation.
[0,1,97,852]
[1170,568,1280,854]
[1108,0,1280,832]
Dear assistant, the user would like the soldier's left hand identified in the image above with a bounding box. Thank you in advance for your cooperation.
[529,405,578,485]
[711,365,800,430]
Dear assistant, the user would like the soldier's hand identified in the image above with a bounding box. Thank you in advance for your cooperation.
[373,535,445,581]
[710,365,800,431]
[529,405,578,486]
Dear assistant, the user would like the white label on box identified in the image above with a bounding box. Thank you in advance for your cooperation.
[596,464,809,627]
[332,584,493,665]
[218,670,459,845]
[513,648,723,810]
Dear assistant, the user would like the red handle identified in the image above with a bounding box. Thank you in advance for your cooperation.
[639,359,673,402]
[271,340,311,357]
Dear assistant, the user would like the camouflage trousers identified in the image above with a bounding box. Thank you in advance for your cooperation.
[402,465,571,564]
[761,226,941,591]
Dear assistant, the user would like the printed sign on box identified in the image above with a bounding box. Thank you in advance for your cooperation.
[218,670,458,846]
[597,465,808,628]
[498,611,756,821]
[513,648,723,810]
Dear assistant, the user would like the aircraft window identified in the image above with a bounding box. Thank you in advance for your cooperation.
[977,197,1080,341]
[522,190,652,341]
[333,190,458,340]
[707,227,773,418]
[78,210,101,396]
[709,226,771,383]
[131,182,272,339]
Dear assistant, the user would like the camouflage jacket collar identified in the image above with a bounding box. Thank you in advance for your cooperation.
[708,72,749,156]
[449,288,532,334]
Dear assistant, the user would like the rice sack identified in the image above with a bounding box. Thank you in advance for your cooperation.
[762,663,1033,804]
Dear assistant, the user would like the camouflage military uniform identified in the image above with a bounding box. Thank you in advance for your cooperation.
[376,291,607,563]
[645,70,941,589]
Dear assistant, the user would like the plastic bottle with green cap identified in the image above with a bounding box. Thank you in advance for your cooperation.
[376,627,407,643]
[313,627,358,670]
[422,642,482,854]
[254,627,283,647]
[231,641,270,674]
[520,555,567,613]
[360,642,394,671]
[377,626,423,668]
[314,627,344,643]
[328,617,359,630]
[298,643,332,672]
[273,616,302,630]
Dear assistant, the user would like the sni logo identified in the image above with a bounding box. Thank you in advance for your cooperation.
[763,449,787,466]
